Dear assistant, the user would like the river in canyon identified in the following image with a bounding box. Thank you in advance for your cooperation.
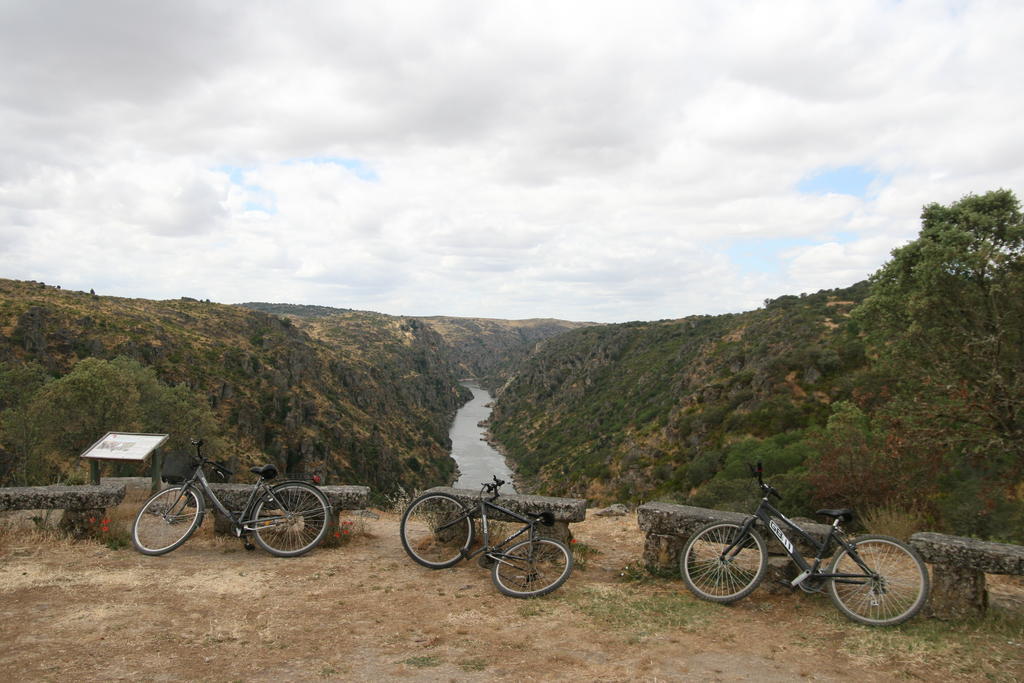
[449,381,517,493]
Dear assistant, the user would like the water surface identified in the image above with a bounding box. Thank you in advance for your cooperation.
[449,382,517,493]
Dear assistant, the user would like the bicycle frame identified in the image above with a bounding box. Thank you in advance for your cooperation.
[733,497,876,588]
[455,497,543,564]
[174,462,294,536]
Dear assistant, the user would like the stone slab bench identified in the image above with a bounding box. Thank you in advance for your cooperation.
[205,483,371,539]
[424,486,588,543]
[637,501,832,567]
[100,476,153,495]
[0,483,126,538]
[636,501,833,590]
[910,532,1024,619]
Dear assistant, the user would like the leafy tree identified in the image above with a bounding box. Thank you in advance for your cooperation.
[0,361,52,484]
[1,357,221,485]
[805,401,939,514]
[0,407,50,485]
[31,357,142,460]
[854,189,1024,536]
[0,361,50,412]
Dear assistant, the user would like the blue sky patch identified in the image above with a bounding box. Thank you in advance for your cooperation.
[797,165,889,198]
[728,237,814,274]
[727,233,858,274]
[217,165,278,214]
[243,195,277,214]
[286,156,380,182]
[221,166,245,185]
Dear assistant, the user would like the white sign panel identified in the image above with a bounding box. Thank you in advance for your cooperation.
[80,432,169,462]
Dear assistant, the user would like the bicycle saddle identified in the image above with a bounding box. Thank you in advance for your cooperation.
[250,464,278,480]
[816,508,854,523]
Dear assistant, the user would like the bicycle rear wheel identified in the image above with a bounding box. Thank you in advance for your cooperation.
[492,537,573,598]
[400,492,473,568]
[251,482,331,557]
[131,486,203,556]
[680,522,767,603]
[827,534,929,626]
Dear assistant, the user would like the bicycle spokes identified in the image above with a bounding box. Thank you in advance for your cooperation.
[827,536,929,626]
[491,538,573,598]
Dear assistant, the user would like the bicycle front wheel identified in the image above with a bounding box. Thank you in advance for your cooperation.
[400,493,473,568]
[251,482,331,557]
[131,486,203,556]
[680,522,767,603]
[492,537,573,598]
[827,534,930,626]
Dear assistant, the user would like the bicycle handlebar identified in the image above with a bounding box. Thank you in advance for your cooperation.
[190,438,233,479]
[481,475,506,495]
[750,461,782,501]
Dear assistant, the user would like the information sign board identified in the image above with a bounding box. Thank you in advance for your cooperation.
[80,432,169,462]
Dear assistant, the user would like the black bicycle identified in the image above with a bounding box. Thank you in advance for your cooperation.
[400,476,573,598]
[131,439,331,557]
[679,463,930,626]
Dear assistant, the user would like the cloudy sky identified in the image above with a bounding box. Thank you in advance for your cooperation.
[2,1,1022,323]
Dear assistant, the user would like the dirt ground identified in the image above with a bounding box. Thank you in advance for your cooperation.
[1,499,1022,682]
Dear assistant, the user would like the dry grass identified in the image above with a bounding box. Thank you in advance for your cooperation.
[836,607,1024,682]
[859,502,931,541]
[1,504,1022,681]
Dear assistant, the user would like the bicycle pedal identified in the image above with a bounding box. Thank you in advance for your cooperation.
[243,541,255,551]
[790,570,812,587]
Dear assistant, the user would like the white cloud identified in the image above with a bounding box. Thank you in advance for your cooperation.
[2,0,1023,322]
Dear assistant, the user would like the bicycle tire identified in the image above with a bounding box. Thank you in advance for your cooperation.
[827,534,930,626]
[491,537,573,598]
[251,481,331,557]
[400,492,474,569]
[131,486,204,556]
[680,522,767,603]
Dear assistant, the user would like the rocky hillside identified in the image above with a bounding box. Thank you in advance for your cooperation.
[240,303,590,388]
[488,282,871,505]
[0,279,467,492]
[414,316,593,387]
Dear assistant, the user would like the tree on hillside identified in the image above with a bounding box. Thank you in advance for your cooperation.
[0,357,221,485]
[0,361,53,484]
[0,361,50,412]
[32,357,141,456]
[853,189,1024,537]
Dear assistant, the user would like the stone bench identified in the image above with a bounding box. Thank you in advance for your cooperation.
[0,483,127,538]
[424,487,588,544]
[910,532,1024,619]
[637,502,832,565]
[637,501,833,590]
[206,483,371,540]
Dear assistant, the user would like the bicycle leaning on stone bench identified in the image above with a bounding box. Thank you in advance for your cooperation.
[400,476,574,598]
[679,462,930,626]
[131,439,331,557]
